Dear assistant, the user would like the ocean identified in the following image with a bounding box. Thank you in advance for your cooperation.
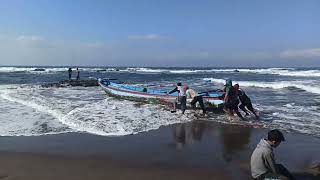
[0,66,320,137]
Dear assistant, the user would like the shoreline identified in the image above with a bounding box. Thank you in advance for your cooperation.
[0,121,319,179]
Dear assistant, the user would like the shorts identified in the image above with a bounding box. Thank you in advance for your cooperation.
[178,96,187,110]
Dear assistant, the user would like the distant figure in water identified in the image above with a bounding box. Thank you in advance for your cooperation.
[234,83,259,119]
[168,82,187,114]
[251,129,295,180]
[68,68,72,80]
[76,68,80,80]
[185,85,206,115]
[223,79,244,121]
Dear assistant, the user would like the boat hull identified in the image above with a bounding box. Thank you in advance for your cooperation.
[98,79,224,108]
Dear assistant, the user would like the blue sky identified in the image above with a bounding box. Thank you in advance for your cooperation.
[0,0,319,67]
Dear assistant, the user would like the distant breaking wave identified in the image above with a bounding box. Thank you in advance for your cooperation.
[205,78,320,95]
[228,68,320,77]
[2,66,320,77]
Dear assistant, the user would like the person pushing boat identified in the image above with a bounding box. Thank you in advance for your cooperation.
[185,85,206,115]
[234,83,259,119]
[168,82,187,114]
[223,79,245,121]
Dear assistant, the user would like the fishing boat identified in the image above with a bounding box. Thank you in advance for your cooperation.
[98,78,224,109]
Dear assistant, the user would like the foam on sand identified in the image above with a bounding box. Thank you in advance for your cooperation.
[61,97,191,136]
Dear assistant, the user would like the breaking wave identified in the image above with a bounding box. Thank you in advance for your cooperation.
[0,85,190,136]
[205,78,320,95]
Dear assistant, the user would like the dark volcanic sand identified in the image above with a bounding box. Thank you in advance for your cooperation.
[0,121,319,180]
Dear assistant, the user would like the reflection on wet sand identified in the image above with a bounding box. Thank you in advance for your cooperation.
[173,121,205,150]
[220,125,252,162]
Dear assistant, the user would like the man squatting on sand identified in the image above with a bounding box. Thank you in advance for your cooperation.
[251,129,295,180]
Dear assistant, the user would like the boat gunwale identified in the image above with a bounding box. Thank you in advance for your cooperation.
[98,80,224,101]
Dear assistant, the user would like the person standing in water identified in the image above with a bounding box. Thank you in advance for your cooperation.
[234,83,259,119]
[68,68,72,80]
[223,79,244,120]
[76,68,80,80]
[251,129,295,180]
[168,82,187,114]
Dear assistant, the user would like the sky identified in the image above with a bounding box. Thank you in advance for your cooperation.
[0,0,320,67]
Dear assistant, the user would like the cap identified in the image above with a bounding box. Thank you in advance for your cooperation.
[225,79,232,87]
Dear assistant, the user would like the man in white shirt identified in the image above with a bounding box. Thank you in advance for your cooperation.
[168,82,187,114]
[185,86,206,115]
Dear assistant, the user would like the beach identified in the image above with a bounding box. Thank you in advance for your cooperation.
[0,121,319,180]
[1,0,320,178]
[1,66,320,179]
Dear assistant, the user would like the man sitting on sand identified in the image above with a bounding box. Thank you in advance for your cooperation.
[251,129,295,180]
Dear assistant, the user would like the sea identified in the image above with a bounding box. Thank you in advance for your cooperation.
[0,66,320,137]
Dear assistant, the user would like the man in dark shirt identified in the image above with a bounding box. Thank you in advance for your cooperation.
[68,68,72,80]
[223,79,244,120]
[234,83,259,119]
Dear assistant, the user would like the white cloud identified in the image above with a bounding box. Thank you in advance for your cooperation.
[128,34,163,40]
[16,35,44,42]
[280,48,320,58]
[0,35,112,66]
[84,42,109,48]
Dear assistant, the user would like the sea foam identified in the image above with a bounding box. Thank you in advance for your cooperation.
[204,78,320,95]
[0,85,191,136]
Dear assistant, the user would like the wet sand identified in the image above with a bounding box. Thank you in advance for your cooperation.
[0,152,231,180]
[0,121,319,180]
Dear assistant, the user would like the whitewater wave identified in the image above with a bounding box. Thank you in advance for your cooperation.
[204,78,320,95]
[125,67,320,77]
[0,67,121,73]
[261,104,320,136]
[1,82,320,137]
[0,67,68,73]
[208,68,320,77]
[0,86,71,136]
[60,98,191,136]
[0,85,191,136]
